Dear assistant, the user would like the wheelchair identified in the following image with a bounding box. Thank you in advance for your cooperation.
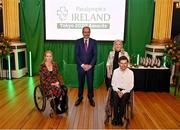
[34,84,68,117]
[104,87,134,129]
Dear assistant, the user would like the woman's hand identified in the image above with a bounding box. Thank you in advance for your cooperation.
[51,81,59,87]
[107,72,111,79]
[107,66,111,79]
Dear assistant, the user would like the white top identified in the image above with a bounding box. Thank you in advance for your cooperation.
[111,67,134,94]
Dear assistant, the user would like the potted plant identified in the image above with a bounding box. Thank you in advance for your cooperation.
[164,34,180,87]
[0,33,11,57]
[164,41,179,67]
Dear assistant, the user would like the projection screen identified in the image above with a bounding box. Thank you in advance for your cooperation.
[45,0,126,41]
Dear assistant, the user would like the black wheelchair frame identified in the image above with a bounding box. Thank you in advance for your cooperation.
[34,84,68,117]
[104,87,134,129]
[124,89,134,128]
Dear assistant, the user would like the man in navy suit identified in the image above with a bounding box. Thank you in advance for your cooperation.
[75,26,97,107]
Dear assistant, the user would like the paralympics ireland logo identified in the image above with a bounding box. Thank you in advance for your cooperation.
[57,6,68,21]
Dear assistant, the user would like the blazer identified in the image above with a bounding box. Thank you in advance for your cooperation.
[75,38,97,68]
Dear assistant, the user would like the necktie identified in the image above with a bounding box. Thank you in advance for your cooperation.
[84,40,88,51]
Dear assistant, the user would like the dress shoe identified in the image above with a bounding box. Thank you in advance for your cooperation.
[89,99,95,107]
[75,98,82,106]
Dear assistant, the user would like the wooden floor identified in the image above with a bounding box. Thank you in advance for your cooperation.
[0,76,180,129]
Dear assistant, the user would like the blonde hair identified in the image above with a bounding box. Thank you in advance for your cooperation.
[112,39,123,51]
[43,50,53,63]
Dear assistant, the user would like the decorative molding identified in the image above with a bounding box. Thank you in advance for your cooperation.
[152,38,172,44]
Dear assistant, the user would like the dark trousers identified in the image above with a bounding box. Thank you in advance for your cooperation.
[77,67,94,99]
[112,90,130,121]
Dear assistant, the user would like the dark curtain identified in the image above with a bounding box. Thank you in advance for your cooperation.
[171,3,180,38]
[20,0,154,76]
[0,7,3,33]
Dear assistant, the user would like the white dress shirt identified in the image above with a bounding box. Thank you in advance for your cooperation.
[84,38,89,47]
[81,38,89,67]
[111,67,134,94]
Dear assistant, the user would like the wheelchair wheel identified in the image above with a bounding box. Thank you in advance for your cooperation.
[34,85,46,111]
[130,90,134,118]
[65,94,68,112]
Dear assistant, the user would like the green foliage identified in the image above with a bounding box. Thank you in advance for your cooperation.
[165,34,180,66]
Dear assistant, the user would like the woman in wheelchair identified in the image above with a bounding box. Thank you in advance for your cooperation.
[110,56,134,126]
[39,50,68,114]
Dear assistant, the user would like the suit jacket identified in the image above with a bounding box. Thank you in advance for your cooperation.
[75,38,97,68]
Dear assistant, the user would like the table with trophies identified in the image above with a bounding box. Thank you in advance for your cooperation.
[130,56,170,92]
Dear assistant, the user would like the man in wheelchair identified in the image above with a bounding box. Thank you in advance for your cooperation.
[39,50,68,114]
[111,56,134,126]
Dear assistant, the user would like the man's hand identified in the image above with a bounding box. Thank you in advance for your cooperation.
[83,64,92,71]
[117,91,124,98]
